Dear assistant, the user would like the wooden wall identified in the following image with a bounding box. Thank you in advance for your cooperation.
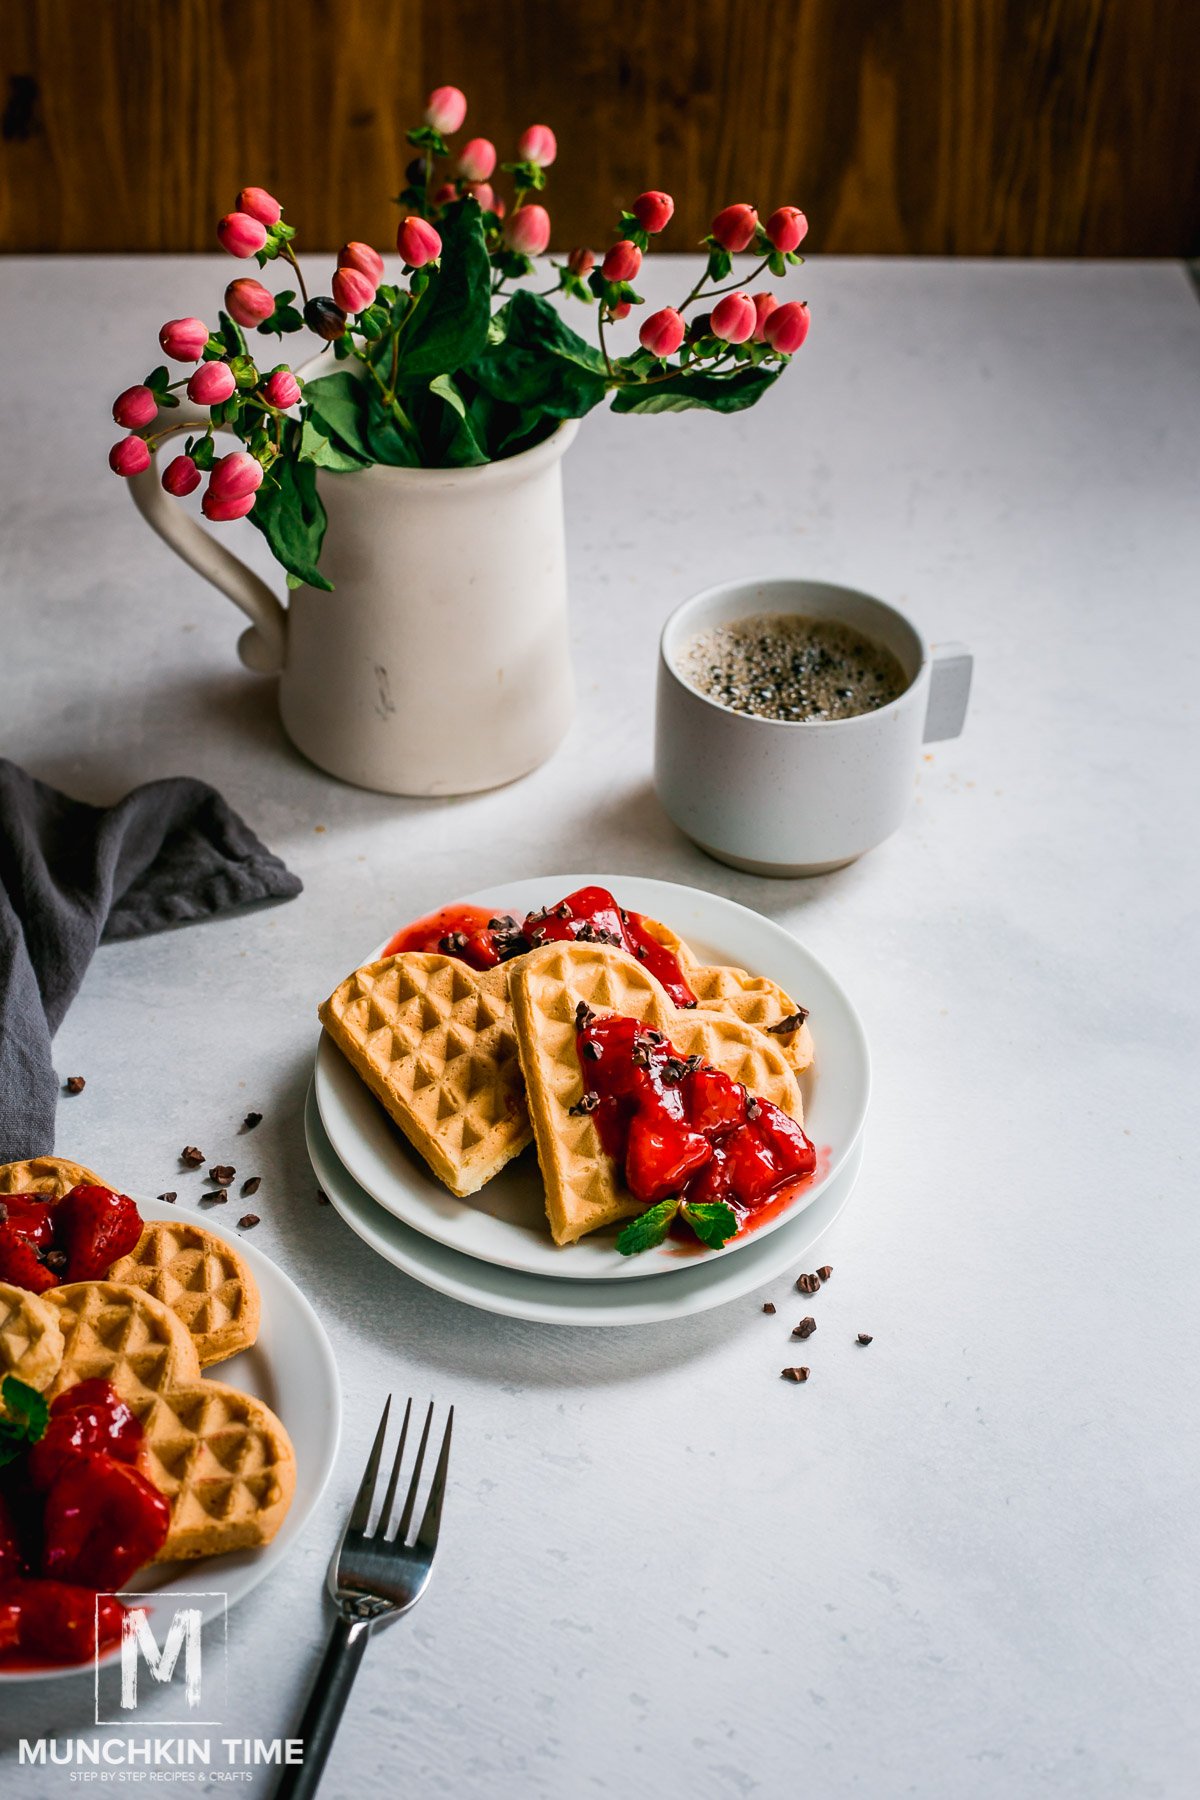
[1,0,1196,256]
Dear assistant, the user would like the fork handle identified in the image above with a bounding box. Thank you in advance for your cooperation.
[275,1612,372,1799]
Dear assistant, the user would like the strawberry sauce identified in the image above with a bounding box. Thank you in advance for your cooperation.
[573,1010,815,1224]
[384,885,696,1007]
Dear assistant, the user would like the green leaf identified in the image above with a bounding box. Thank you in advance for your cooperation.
[0,1374,49,1465]
[465,289,609,421]
[615,1198,679,1255]
[216,310,248,359]
[610,365,781,416]
[407,123,447,154]
[396,200,493,380]
[257,290,305,338]
[191,434,216,471]
[680,1201,739,1249]
[421,374,489,466]
[364,399,421,467]
[706,246,732,282]
[303,371,374,461]
[298,418,370,471]
[248,458,333,590]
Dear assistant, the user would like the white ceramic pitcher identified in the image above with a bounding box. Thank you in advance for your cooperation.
[130,407,578,796]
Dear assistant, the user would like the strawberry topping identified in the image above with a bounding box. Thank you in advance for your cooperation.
[52,1184,143,1282]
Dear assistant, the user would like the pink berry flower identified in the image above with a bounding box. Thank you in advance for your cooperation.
[186,362,236,406]
[112,385,158,429]
[338,242,385,285]
[751,291,778,341]
[710,291,757,343]
[457,137,496,181]
[396,216,443,267]
[517,124,557,167]
[632,191,674,234]
[710,203,759,253]
[159,318,209,362]
[225,278,276,328]
[332,266,376,314]
[264,369,302,409]
[610,301,632,320]
[108,436,151,478]
[237,187,282,227]
[765,206,808,254]
[425,86,467,134]
[430,182,458,207]
[505,205,551,256]
[206,451,263,511]
[202,489,256,522]
[162,454,201,497]
[466,182,498,213]
[218,211,268,258]
[639,306,685,358]
[764,300,810,354]
[601,240,641,282]
[567,247,594,276]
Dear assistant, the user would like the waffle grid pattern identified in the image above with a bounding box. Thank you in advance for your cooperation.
[512,942,804,1246]
[642,921,816,1074]
[0,1280,65,1391]
[0,1157,105,1198]
[108,1221,260,1367]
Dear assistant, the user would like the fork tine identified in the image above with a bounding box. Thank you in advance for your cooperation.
[415,1406,454,1552]
[346,1394,391,1534]
[394,1401,434,1543]
[376,1397,413,1537]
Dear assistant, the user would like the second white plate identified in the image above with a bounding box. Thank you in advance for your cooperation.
[315,874,869,1281]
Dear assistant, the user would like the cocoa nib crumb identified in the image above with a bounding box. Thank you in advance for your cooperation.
[857,1333,874,1346]
[238,1213,260,1229]
[438,931,468,954]
[42,1248,67,1272]
[157,1191,177,1204]
[208,1164,235,1185]
[180,1146,204,1167]
[762,1301,777,1314]
[796,1272,821,1294]
[203,1188,229,1205]
[242,1111,263,1131]
[64,1075,86,1094]
[781,1366,810,1383]
[241,1176,261,1197]
[817,1265,833,1282]
[568,1093,599,1116]
[768,1008,809,1036]
[792,1316,817,1340]
[581,1040,601,1061]
[574,1001,595,1031]
[745,1096,761,1122]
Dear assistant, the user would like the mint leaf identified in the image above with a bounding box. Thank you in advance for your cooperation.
[615,1198,679,1255]
[680,1201,739,1249]
[0,1374,49,1466]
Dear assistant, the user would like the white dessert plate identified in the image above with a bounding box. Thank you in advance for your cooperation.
[307,1078,864,1327]
[0,1196,341,1684]
[315,874,870,1281]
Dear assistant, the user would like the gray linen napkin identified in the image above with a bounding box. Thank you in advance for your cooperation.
[0,759,301,1161]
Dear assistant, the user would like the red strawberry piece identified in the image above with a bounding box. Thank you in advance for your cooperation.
[0,1578,127,1662]
[721,1123,784,1206]
[0,1490,27,1580]
[624,1112,711,1205]
[0,1194,55,1249]
[53,1184,143,1281]
[0,1224,57,1292]
[754,1100,817,1180]
[683,1065,747,1137]
[27,1381,144,1491]
[42,1453,169,1589]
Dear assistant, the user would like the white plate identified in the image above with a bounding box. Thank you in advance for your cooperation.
[0,1197,342,1683]
[315,874,870,1280]
[308,1079,864,1326]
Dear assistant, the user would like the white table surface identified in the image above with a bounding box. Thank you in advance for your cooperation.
[0,254,1197,1799]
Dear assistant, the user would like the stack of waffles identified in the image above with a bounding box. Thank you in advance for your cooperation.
[319,908,814,1246]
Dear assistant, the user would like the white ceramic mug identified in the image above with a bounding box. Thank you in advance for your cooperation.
[655,577,973,876]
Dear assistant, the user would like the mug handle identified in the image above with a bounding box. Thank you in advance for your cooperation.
[923,642,973,743]
[127,408,289,676]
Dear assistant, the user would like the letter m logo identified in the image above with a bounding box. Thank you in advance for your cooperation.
[96,1592,228,1725]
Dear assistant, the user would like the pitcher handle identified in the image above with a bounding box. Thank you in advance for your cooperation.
[923,641,973,743]
[127,406,288,676]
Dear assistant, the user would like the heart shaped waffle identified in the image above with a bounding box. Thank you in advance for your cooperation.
[639,920,815,1074]
[43,1281,294,1561]
[0,1279,65,1392]
[0,1157,106,1199]
[319,952,532,1196]
[108,1220,261,1368]
[510,941,805,1245]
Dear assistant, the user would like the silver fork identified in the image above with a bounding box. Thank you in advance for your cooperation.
[276,1395,454,1800]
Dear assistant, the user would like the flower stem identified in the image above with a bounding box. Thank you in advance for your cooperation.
[677,254,773,313]
[282,244,309,305]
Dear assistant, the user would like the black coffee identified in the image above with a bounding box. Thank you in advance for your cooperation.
[676,612,908,722]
